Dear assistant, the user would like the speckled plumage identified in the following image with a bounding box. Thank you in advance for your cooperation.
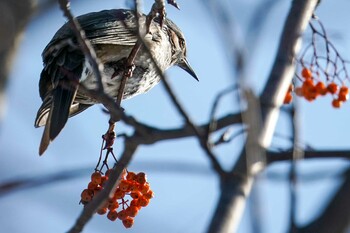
[34,9,197,155]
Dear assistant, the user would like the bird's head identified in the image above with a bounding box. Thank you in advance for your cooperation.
[165,18,198,81]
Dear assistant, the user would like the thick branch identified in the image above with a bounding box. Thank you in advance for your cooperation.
[259,0,317,148]
[207,175,253,233]
[207,1,318,233]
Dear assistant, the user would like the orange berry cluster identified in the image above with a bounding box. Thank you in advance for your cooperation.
[283,67,349,108]
[80,170,154,228]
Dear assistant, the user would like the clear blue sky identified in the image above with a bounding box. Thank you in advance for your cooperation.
[0,0,350,233]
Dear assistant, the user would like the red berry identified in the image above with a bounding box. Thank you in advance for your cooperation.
[140,183,150,194]
[97,207,108,215]
[332,99,342,108]
[113,188,125,199]
[130,191,142,199]
[136,172,147,185]
[81,189,94,202]
[315,82,327,96]
[301,67,312,79]
[283,92,293,104]
[119,180,131,192]
[122,216,134,228]
[143,190,154,199]
[87,181,97,190]
[338,92,349,101]
[91,172,102,185]
[130,199,141,209]
[126,206,139,217]
[129,182,140,192]
[126,172,136,181]
[138,196,150,207]
[327,82,338,94]
[338,86,349,101]
[108,201,119,211]
[107,210,118,221]
[340,86,349,94]
[118,210,128,220]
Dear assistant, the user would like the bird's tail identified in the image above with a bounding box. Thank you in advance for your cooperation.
[35,85,77,155]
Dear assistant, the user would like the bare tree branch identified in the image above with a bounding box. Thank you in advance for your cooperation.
[207,1,318,232]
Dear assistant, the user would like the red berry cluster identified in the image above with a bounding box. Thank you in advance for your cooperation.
[80,169,154,228]
[283,67,349,108]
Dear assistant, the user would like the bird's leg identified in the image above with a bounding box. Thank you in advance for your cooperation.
[102,121,116,149]
[151,1,166,27]
[148,0,180,29]
[115,40,142,106]
[100,41,142,151]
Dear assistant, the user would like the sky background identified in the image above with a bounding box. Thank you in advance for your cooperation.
[0,0,350,233]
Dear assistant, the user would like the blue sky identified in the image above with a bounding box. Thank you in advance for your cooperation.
[0,0,350,233]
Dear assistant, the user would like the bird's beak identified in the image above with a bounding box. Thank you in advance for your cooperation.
[178,58,199,81]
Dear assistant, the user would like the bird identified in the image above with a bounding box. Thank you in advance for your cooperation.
[34,9,197,155]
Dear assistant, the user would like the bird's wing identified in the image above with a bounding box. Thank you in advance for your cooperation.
[35,42,84,154]
[43,9,139,54]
